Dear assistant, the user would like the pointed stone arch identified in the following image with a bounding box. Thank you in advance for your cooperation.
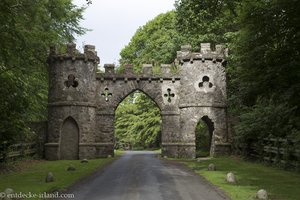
[113,83,164,112]
[60,116,79,160]
[115,88,162,112]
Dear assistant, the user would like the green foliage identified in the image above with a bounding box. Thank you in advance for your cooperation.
[235,100,298,143]
[120,2,239,70]
[0,70,30,144]
[228,0,300,144]
[229,0,300,106]
[0,0,86,71]
[119,11,182,70]
[0,0,86,148]
[195,121,210,157]
[115,92,161,149]
[175,0,239,48]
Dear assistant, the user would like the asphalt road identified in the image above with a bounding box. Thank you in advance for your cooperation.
[67,151,229,200]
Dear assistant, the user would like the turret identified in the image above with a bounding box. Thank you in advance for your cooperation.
[177,43,229,157]
[45,43,99,160]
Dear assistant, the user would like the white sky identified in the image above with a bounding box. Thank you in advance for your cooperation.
[73,0,175,65]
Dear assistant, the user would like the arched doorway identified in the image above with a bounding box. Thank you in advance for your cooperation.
[60,117,79,159]
[114,90,161,151]
[195,116,214,157]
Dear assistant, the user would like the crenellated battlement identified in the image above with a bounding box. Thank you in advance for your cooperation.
[141,63,173,76]
[101,63,175,77]
[176,43,227,64]
[48,43,100,64]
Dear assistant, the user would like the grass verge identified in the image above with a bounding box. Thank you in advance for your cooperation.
[180,157,300,200]
[0,157,116,198]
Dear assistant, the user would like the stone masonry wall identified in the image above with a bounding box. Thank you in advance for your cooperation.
[45,43,230,160]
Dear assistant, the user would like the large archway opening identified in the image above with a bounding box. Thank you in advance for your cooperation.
[195,116,214,157]
[114,90,161,151]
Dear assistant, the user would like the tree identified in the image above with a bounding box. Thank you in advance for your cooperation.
[115,92,161,149]
[119,11,182,71]
[175,0,239,49]
[228,0,300,143]
[0,0,86,150]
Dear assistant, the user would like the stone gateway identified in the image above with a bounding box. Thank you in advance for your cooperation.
[45,43,231,160]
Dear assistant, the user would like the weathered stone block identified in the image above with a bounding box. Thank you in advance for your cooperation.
[104,64,115,74]
[208,163,216,171]
[45,172,54,183]
[256,189,268,200]
[67,165,76,171]
[226,172,237,184]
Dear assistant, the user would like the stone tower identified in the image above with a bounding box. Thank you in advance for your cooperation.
[177,43,229,156]
[45,44,99,160]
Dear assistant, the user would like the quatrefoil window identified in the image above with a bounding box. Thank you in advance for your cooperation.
[65,74,78,88]
[164,88,175,103]
[101,87,112,102]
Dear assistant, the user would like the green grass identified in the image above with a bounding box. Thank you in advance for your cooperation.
[180,157,300,200]
[114,149,126,156]
[153,149,161,154]
[196,150,210,157]
[0,158,115,199]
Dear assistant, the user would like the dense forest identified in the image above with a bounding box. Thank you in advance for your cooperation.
[0,0,299,154]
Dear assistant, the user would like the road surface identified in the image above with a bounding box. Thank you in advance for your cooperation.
[67,151,229,200]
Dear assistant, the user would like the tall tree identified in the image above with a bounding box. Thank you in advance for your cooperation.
[0,0,86,148]
[175,0,239,49]
[119,11,181,70]
[229,0,300,143]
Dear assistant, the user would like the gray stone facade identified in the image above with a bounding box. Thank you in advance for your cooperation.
[45,43,231,160]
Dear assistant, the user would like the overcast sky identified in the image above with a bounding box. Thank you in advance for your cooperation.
[73,0,175,65]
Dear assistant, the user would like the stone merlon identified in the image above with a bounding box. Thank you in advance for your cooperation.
[48,43,100,64]
[177,43,227,63]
